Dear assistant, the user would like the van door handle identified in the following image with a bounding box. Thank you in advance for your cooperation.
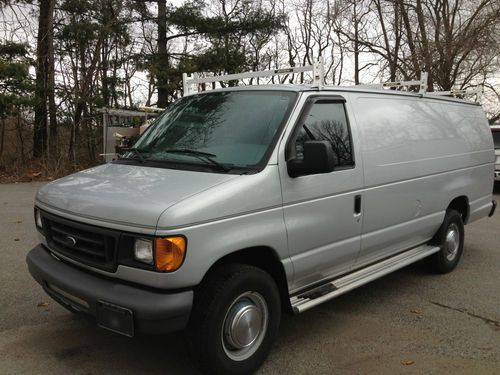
[354,194,362,216]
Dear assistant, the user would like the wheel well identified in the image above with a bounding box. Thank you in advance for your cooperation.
[448,196,469,224]
[203,247,292,314]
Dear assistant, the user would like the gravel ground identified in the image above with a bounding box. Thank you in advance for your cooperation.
[0,182,499,374]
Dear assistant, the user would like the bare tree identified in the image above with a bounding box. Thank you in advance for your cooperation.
[33,0,56,158]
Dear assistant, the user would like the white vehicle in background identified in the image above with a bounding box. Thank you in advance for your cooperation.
[492,124,500,181]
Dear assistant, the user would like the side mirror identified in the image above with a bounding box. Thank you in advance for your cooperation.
[287,140,336,177]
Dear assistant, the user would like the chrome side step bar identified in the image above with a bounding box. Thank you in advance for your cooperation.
[290,244,440,314]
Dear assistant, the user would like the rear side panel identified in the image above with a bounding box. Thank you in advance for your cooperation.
[350,94,493,266]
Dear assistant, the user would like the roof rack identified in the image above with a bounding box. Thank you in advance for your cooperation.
[182,57,325,96]
[357,72,428,94]
[359,73,482,102]
[425,87,483,102]
[182,59,481,102]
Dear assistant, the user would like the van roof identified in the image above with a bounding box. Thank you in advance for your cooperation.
[191,84,480,106]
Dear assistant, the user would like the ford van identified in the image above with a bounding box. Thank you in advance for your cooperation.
[27,80,496,374]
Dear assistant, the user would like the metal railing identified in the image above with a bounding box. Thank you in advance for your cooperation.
[357,72,428,94]
[182,59,482,102]
[182,57,325,96]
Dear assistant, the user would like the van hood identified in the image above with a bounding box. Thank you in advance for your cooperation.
[36,163,237,228]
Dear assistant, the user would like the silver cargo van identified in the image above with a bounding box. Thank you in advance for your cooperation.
[27,77,496,374]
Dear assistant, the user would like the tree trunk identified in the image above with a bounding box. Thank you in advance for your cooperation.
[157,0,168,107]
[391,1,401,82]
[416,0,434,91]
[353,2,359,85]
[399,0,420,76]
[47,0,57,157]
[33,0,52,158]
[0,118,5,160]
[16,114,25,163]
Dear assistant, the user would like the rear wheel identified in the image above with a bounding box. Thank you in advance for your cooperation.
[189,264,281,375]
[427,209,464,273]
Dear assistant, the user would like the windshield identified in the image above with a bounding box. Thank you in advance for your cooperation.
[493,131,500,148]
[123,91,297,172]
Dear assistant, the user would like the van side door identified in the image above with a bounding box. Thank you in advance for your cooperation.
[278,94,364,292]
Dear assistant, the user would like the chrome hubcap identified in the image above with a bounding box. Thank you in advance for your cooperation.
[444,223,460,261]
[222,292,268,361]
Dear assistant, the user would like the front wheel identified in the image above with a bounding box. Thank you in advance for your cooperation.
[189,264,281,375]
[427,209,464,273]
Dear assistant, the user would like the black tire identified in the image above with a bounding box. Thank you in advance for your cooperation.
[189,264,281,375]
[426,209,464,274]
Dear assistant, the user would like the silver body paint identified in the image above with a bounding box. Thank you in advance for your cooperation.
[35,86,495,296]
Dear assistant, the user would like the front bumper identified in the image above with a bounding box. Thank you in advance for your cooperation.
[27,244,193,336]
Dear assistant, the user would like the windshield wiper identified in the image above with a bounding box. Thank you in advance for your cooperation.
[165,148,216,157]
[162,148,230,172]
[123,147,146,163]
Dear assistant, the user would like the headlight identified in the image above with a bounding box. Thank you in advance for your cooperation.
[134,238,154,265]
[134,236,187,271]
[35,209,43,229]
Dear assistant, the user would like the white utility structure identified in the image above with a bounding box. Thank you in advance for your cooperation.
[182,57,326,95]
[182,58,482,102]
[98,107,164,163]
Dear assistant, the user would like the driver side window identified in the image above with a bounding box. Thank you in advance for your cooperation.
[294,101,354,168]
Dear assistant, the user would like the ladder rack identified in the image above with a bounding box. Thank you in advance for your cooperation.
[426,86,483,102]
[359,72,482,102]
[182,57,325,96]
[182,59,482,102]
[357,72,428,94]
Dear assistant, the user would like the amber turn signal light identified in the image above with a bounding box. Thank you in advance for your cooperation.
[154,236,187,272]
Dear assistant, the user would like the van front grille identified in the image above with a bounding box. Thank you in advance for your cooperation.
[43,213,119,272]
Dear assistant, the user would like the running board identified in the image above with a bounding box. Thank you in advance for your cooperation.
[290,244,440,314]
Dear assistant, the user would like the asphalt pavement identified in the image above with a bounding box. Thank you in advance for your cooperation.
[0,182,499,374]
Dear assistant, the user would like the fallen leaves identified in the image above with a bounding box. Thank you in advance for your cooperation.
[410,309,424,320]
[401,360,415,366]
[37,301,50,308]
[14,238,20,242]
[32,172,42,178]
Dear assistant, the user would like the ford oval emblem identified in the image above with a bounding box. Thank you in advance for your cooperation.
[64,236,77,247]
